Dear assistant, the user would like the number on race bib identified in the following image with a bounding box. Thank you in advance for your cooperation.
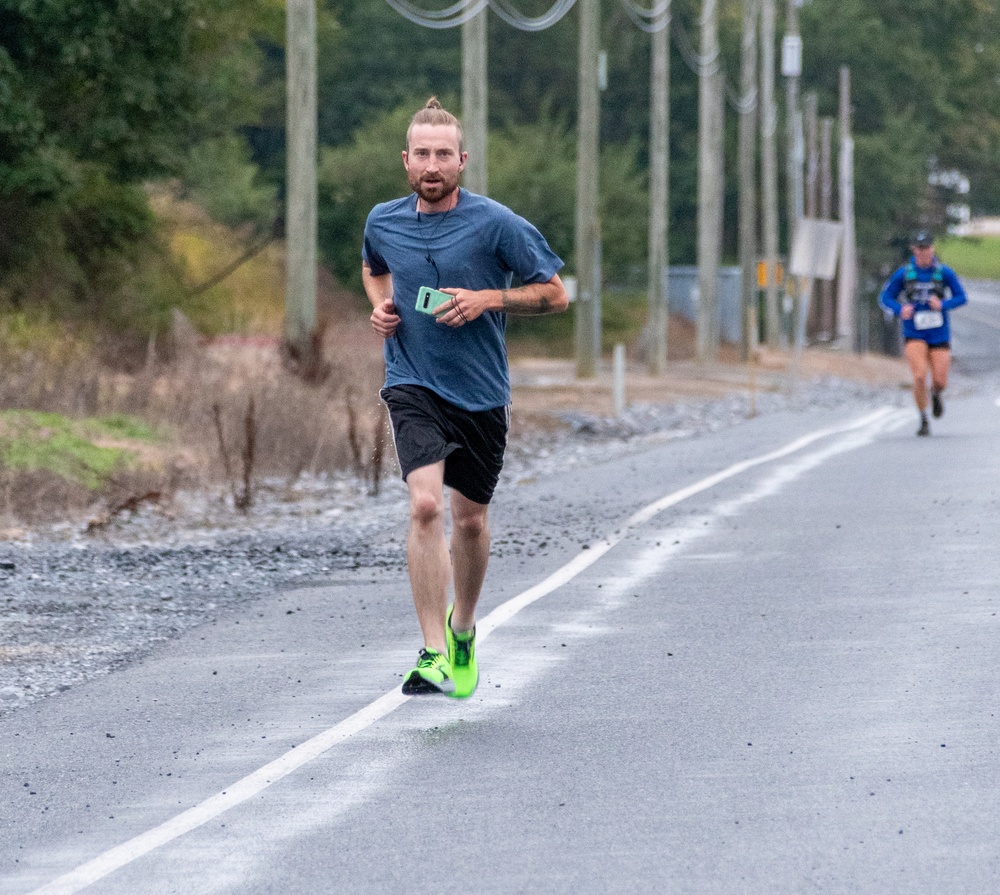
[913,310,944,330]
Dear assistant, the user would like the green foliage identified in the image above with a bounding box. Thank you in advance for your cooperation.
[852,112,935,271]
[318,0,460,147]
[317,102,419,291]
[5,0,1000,343]
[183,135,278,230]
[0,410,153,489]
[2,0,192,182]
[598,141,649,280]
[489,119,649,279]
[799,0,1000,269]
[0,0,281,330]
[95,414,159,442]
[487,116,578,266]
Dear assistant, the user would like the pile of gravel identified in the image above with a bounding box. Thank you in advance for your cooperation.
[0,374,899,716]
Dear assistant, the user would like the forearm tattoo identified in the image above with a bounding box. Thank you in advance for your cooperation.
[501,287,552,315]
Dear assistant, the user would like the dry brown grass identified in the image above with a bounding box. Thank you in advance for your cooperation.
[0,306,391,527]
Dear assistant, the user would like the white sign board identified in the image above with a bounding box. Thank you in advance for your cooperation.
[789,217,843,280]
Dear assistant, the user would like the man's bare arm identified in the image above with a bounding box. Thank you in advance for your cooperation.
[499,275,569,316]
[364,261,399,338]
[429,274,569,329]
[362,261,394,308]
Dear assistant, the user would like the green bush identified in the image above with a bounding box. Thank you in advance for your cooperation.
[183,135,277,230]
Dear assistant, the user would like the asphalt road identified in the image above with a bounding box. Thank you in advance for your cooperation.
[4,282,1000,895]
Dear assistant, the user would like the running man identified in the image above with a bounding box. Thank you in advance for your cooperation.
[363,98,568,697]
[878,230,967,436]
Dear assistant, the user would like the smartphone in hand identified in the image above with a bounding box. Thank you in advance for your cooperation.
[415,286,451,315]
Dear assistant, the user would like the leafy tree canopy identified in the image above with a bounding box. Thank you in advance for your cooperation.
[4,0,1000,332]
[0,0,283,323]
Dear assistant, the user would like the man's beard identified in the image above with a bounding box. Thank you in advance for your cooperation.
[409,171,459,204]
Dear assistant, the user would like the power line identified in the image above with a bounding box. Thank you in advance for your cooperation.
[383,0,487,30]
[386,0,749,109]
[619,0,670,34]
[672,13,754,113]
[489,0,577,32]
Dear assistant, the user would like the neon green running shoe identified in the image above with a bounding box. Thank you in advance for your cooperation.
[402,648,455,696]
[446,605,478,699]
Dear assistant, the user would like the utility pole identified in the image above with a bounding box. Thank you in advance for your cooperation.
[782,0,803,246]
[285,0,318,362]
[574,0,601,378]
[802,89,817,336]
[646,15,670,375]
[781,0,803,351]
[818,114,834,338]
[836,66,857,348]
[759,0,780,348]
[697,0,724,362]
[804,91,818,218]
[462,7,488,195]
[738,0,759,361]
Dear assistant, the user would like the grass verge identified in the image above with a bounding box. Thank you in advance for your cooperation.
[936,235,1000,280]
[0,411,158,489]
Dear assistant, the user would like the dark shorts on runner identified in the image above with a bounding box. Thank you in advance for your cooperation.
[905,338,950,350]
[380,385,509,505]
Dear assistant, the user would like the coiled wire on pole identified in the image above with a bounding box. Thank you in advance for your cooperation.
[384,0,575,30]
[619,0,670,34]
[384,0,751,110]
[488,0,577,32]
[383,0,487,30]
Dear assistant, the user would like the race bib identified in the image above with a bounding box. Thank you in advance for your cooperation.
[913,310,944,330]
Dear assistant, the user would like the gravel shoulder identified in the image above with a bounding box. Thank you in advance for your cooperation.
[0,347,912,717]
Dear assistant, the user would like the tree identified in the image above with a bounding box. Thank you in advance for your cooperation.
[799,0,1000,270]
[0,0,282,323]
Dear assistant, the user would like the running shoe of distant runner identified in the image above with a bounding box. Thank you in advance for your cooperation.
[931,388,944,418]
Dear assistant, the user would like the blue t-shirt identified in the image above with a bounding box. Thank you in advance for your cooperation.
[363,189,563,411]
[878,257,967,343]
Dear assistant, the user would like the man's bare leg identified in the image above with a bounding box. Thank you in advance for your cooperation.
[405,462,450,654]
[449,490,490,633]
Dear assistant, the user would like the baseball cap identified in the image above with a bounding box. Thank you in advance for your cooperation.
[912,230,934,247]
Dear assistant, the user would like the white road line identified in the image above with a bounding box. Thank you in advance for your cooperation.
[26,406,899,895]
[478,406,898,640]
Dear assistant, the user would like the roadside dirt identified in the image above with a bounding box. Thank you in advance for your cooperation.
[508,339,909,426]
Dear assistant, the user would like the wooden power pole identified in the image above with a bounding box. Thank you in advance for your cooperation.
[647,15,670,375]
[574,0,601,378]
[697,0,724,362]
[759,0,780,347]
[836,66,857,348]
[738,0,759,360]
[462,7,488,195]
[285,0,318,363]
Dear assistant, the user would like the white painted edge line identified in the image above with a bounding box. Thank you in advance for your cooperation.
[478,405,895,640]
[27,405,897,895]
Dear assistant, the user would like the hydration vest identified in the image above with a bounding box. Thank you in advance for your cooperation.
[903,260,945,302]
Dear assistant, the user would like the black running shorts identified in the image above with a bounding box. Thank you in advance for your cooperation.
[905,337,950,350]
[380,385,510,505]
